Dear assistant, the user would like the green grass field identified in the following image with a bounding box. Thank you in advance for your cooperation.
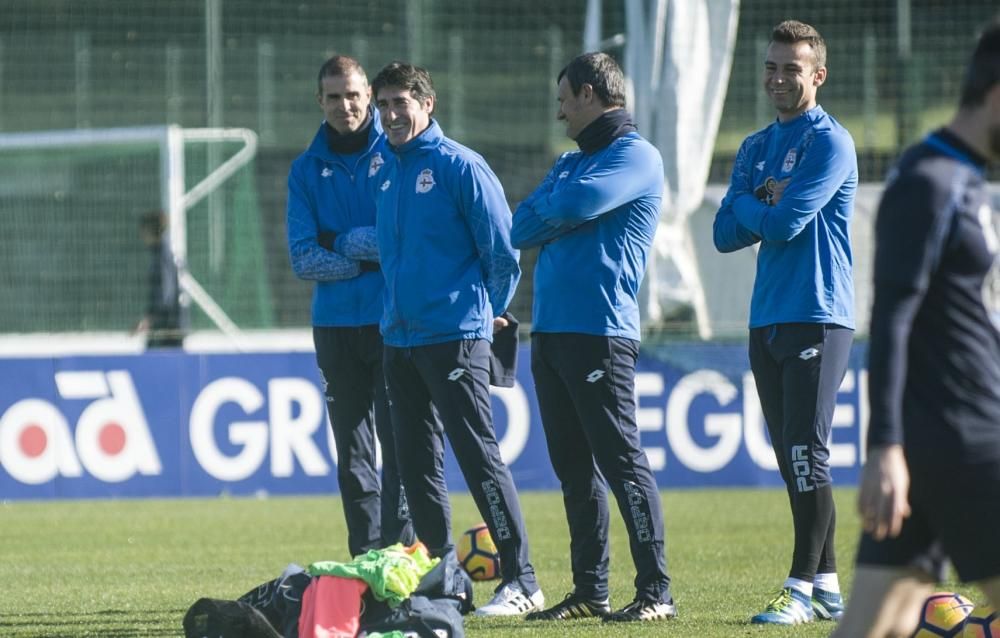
[0,488,976,637]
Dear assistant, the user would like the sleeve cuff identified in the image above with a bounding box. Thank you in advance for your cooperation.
[865,425,903,451]
[732,194,763,234]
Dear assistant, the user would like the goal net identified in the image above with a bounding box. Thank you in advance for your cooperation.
[0,126,273,340]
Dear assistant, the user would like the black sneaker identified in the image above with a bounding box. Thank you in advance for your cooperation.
[604,598,677,622]
[525,592,612,621]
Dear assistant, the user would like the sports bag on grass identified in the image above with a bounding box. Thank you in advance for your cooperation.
[237,563,312,638]
[182,597,282,638]
[358,595,464,638]
[411,550,473,615]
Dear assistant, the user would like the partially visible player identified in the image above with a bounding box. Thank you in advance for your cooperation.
[713,20,858,625]
[832,22,1000,638]
[287,55,413,558]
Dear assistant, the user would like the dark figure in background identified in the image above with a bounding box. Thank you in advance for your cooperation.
[136,210,183,348]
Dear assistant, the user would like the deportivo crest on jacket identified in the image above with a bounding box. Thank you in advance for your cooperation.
[416,168,435,193]
[368,152,384,177]
[781,148,797,173]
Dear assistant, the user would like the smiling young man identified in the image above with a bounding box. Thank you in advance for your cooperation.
[713,21,858,625]
[370,61,543,618]
[286,55,413,559]
[510,52,676,624]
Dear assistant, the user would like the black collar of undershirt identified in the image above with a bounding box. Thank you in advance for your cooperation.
[324,113,372,155]
[930,127,989,170]
[574,109,637,154]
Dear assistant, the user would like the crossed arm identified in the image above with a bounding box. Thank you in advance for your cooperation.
[287,170,378,281]
[512,140,663,249]
[714,131,854,251]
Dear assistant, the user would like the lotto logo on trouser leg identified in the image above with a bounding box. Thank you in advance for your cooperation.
[480,479,512,541]
[623,481,652,542]
[791,445,813,492]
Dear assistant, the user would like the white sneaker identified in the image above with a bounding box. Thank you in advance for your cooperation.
[474,582,545,616]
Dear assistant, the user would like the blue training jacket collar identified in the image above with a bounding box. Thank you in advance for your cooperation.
[774,104,825,129]
[389,118,444,156]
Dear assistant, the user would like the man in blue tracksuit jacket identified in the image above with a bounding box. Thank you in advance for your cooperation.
[511,52,675,624]
[287,55,413,558]
[370,61,543,617]
[713,21,857,625]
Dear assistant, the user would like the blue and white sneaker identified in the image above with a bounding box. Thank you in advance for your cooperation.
[750,587,814,625]
[811,588,844,620]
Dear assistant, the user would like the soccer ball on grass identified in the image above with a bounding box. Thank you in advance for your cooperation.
[963,604,1000,638]
[912,592,975,637]
[456,522,500,581]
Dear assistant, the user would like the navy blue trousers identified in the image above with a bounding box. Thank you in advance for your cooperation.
[748,322,853,581]
[314,325,414,557]
[383,339,538,594]
[531,333,672,604]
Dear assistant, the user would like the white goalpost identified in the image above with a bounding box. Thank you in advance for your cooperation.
[0,125,258,350]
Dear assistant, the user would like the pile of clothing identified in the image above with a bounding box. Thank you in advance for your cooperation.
[183,542,473,638]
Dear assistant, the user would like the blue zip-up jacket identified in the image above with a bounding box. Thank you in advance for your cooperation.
[713,105,858,329]
[511,132,664,340]
[375,119,520,347]
[287,112,389,327]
